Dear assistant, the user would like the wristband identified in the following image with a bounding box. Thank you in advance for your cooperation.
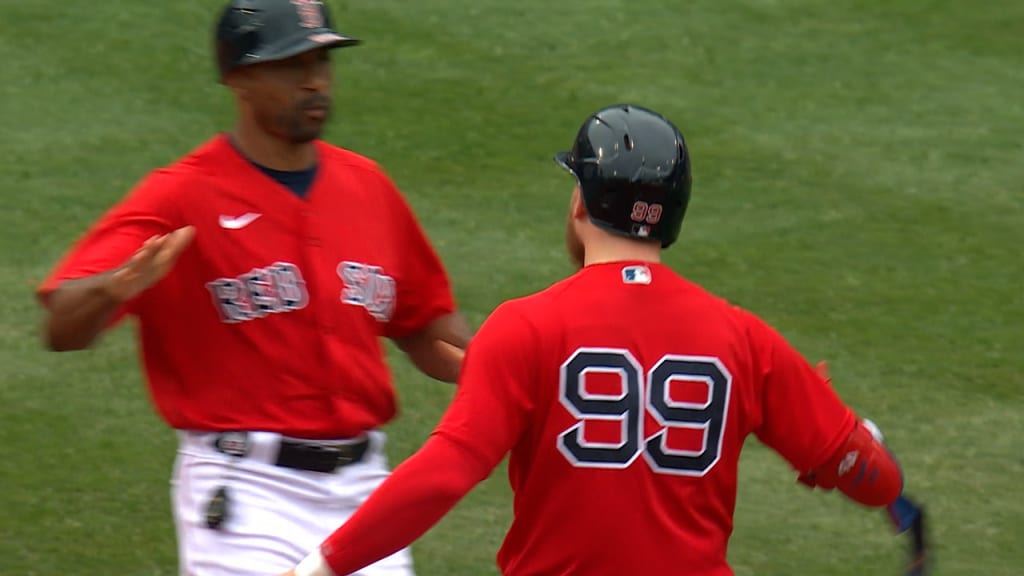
[294,550,335,576]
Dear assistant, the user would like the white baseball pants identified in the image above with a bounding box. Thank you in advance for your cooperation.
[171,430,414,576]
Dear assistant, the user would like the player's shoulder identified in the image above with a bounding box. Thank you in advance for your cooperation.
[641,263,749,312]
[314,141,414,206]
[509,274,581,312]
[661,278,781,358]
[482,296,536,327]
[478,286,562,335]
[163,133,231,171]
[136,135,234,191]
[314,141,391,178]
[483,275,594,335]
[534,261,718,304]
[495,265,631,320]
[716,298,783,346]
[467,297,542,354]
[682,276,748,317]
[646,265,765,334]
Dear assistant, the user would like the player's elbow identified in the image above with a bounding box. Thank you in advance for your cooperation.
[421,435,496,497]
[41,316,91,352]
[42,328,82,352]
[38,292,81,351]
[435,475,476,502]
[45,339,88,353]
[397,336,464,383]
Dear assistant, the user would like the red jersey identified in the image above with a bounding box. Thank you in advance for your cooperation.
[435,261,855,576]
[38,135,455,438]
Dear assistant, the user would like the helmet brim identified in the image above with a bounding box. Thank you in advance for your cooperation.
[239,30,361,68]
[553,151,575,174]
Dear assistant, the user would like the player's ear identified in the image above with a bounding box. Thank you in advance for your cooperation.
[222,71,251,100]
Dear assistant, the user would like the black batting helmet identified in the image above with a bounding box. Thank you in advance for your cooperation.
[555,104,692,248]
[215,0,360,79]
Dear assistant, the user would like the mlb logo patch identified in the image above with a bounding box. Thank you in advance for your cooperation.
[622,265,652,285]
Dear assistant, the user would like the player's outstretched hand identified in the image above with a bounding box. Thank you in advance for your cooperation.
[810,359,929,574]
[108,226,195,302]
[814,360,830,382]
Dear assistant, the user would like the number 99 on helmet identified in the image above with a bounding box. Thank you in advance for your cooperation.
[554,104,693,248]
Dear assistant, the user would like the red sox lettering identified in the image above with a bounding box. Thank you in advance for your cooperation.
[337,261,396,322]
[206,262,309,323]
[206,260,397,324]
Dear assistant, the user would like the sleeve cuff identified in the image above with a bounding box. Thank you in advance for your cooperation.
[294,550,336,576]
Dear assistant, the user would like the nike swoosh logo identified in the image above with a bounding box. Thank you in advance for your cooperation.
[219,213,262,230]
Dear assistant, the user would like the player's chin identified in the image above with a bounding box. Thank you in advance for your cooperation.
[288,123,325,143]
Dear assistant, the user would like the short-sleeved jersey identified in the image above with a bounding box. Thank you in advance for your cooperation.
[38,135,455,438]
[435,261,855,576]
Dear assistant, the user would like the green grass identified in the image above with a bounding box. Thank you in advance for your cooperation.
[2,0,1022,574]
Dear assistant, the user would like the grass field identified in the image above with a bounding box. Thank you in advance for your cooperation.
[1,0,1022,574]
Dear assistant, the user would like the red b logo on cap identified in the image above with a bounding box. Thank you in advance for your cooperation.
[292,0,325,29]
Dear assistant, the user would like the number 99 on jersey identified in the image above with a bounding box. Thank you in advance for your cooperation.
[558,348,732,476]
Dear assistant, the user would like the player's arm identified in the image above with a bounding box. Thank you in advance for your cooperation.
[42,273,125,352]
[382,178,472,383]
[786,362,899,506]
[392,310,472,383]
[744,311,904,508]
[43,228,195,351]
[286,434,494,576]
[797,414,903,506]
[37,172,191,351]
[285,302,536,576]
[801,420,927,545]
[795,364,930,574]
[745,312,929,572]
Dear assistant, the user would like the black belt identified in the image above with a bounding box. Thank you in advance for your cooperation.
[212,432,371,473]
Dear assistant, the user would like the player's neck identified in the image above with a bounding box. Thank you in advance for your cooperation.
[230,125,317,172]
[583,234,662,267]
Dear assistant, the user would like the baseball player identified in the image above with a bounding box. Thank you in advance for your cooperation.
[280,104,926,576]
[35,1,470,575]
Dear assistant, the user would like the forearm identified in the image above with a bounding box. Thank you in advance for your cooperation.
[798,417,929,573]
[405,340,465,383]
[799,419,902,507]
[42,274,121,351]
[396,312,472,383]
[299,435,490,576]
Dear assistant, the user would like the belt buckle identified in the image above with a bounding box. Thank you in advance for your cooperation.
[214,432,250,458]
[308,443,354,468]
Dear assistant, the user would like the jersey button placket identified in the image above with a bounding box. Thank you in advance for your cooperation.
[303,208,323,246]
[301,208,334,337]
